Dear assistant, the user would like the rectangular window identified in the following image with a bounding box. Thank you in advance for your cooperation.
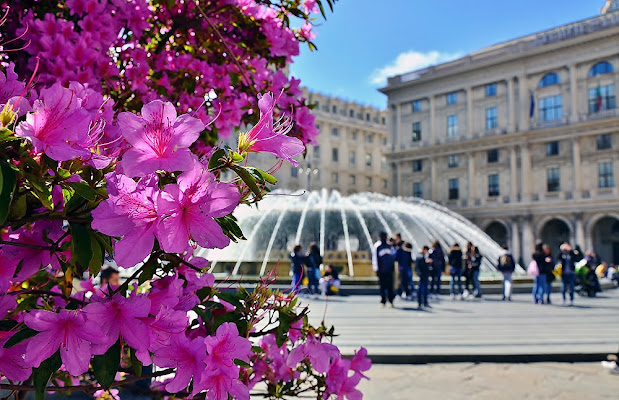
[331,172,339,184]
[485,83,497,97]
[291,167,298,178]
[547,168,560,192]
[332,105,337,113]
[381,156,387,170]
[412,100,422,112]
[313,145,320,159]
[448,154,459,168]
[412,160,423,172]
[366,113,370,121]
[599,162,614,188]
[488,174,500,197]
[332,148,339,162]
[413,182,423,198]
[539,95,563,121]
[546,141,559,156]
[351,175,356,185]
[349,109,354,117]
[349,151,356,165]
[588,84,616,113]
[352,131,358,140]
[448,178,459,200]
[446,92,458,105]
[365,134,373,143]
[381,138,387,146]
[383,180,388,189]
[447,114,458,137]
[365,153,372,167]
[331,127,339,136]
[597,134,612,150]
[485,107,498,130]
[366,177,373,187]
[381,117,386,125]
[412,122,421,142]
[487,149,499,163]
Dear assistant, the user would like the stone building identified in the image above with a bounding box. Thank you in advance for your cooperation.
[380,2,619,265]
[250,88,390,195]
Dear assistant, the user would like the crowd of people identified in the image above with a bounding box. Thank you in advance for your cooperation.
[289,242,341,297]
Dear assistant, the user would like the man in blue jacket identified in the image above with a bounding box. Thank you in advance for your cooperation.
[415,246,430,308]
[372,231,396,307]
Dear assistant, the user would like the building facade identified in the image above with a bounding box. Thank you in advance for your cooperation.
[381,4,619,265]
[251,89,389,195]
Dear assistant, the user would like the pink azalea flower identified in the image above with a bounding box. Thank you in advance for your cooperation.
[147,306,188,352]
[15,83,91,161]
[204,322,252,368]
[199,368,250,400]
[84,293,151,355]
[325,356,363,400]
[118,100,204,177]
[23,309,102,376]
[152,334,206,395]
[157,161,240,254]
[286,336,339,374]
[147,274,184,314]
[237,92,304,166]
[91,173,160,268]
[350,347,371,378]
[0,295,17,320]
[0,332,32,382]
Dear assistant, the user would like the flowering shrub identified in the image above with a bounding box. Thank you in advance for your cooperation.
[0,1,371,399]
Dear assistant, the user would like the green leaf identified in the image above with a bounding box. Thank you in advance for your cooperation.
[130,348,143,377]
[0,320,18,331]
[67,181,98,201]
[70,223,93,270]
[4,327,38,348]
[0,162,17,224]
[92,339,121,389]
[33,350,62,400]
[8,194,26,220]
[89,235,104,277]
[276,311,291,348]
[208,148,227,170]
[247,167,278,185]
[138,256,159,285]
[230,151,245,163]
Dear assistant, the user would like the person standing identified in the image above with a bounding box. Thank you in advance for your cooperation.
[448,242,463,300]
[306,242,322,298]
[462,241,474,296]
[543,244,555,304]
[395,242,414,299]
[497,243,516,301]
[428,240,446,298]
[532,242,547,304]
[289,244,306,295]
[556,242,577,306]
[470,246,482,298]
[372,231,396,307]
[415,246,431,309]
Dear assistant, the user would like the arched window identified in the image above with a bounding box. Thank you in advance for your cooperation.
[589,61,614,77]
[539,73,560,88]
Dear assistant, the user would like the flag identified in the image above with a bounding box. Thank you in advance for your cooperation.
[529,91,535,119]
[595,82,603,112]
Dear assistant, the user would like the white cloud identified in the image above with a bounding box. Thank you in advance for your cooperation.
[369,50,462,86]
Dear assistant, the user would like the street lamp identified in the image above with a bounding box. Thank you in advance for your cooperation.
[302,161,319,191]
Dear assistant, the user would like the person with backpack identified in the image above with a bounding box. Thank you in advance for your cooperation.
[289,244,306,295]
[531,242,547,304]
[395,242,414,299]
[415,246,431,309]
[427,240,446,299]
[306,242,322,298]
[448,242,463,300]
[372,231,396,307]
[497,243,516,301]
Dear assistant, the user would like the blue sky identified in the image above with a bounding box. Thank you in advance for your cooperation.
[290,0,604,108]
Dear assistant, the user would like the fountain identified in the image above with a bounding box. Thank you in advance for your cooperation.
[197,190,523,279]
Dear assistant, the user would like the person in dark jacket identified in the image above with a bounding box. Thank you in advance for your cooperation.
[448,243,463,300]
[556,242,577,305]
[497,243,516,301]
[543,244,555,304]
[532,242,547,304]
[427,240,446,298]
[372,231,396,307]
[289,244,306,295]
[469,246,482,298]
[395,242,414,299]
[415,246,431,308]
[306,242,322,297]
[462,241,474,295]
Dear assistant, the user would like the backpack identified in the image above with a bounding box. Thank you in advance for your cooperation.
[499,254,515,272]
[527,260,539,277]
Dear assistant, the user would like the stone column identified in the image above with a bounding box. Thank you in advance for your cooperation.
[574,213,585,248]
[569,64,579,123]
[507,78,516,132]
[520,144,532,202]
[389,104,397,152]
[467,86,474,137]
[511,218,521,263]
[395,103,402,150]
[510,146,518,202]
[572,138,582,198]
[521,215,534,262]
[518,75,530,132]
[468,153,476,205]
[431,158,438,201]
[429,95,436,142]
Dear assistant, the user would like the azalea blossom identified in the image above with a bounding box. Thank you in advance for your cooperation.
[0,332,32,382]
[237,92,304,166]
[286,336,339,374]
[199,367,250,400]
[204,322,252,368]
[152,334,207,395]
[24,309,103,376]
[325,356,363,400]
[118,100,204,177]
